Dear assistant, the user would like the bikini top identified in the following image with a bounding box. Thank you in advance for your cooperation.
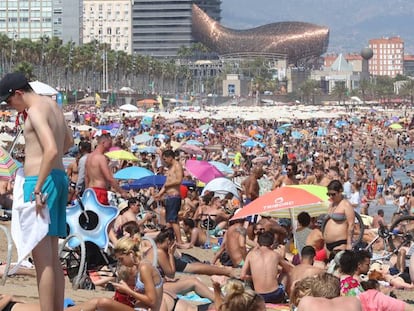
[135,268,163,293]
[328,212,347,222]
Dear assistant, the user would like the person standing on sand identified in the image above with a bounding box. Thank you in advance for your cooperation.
[0,72,73,311]
[154,150,184,245]
[85,132,129,205]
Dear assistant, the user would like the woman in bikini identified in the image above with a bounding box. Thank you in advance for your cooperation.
[323,180,355,259]
[67,236,164,311]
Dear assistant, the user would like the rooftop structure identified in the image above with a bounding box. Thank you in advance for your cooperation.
[191,4,329,64]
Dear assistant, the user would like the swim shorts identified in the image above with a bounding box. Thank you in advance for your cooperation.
[23,169,69,237]
[91,187,109,205]
[165,195,181,223]
[258,284,286,303]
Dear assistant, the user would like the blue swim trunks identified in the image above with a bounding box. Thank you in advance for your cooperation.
[23,169,69,237]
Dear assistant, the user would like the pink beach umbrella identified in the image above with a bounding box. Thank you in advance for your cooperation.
[185,160,224,183]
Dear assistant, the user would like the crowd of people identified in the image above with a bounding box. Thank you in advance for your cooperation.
[2,71,414,310]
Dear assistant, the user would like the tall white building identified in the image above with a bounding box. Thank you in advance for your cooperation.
[83,0,133,54]
[0,0,54,40]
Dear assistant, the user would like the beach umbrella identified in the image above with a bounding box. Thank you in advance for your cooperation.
[179,144,204,155]
[134,133,153,144]
[251,156,269,164]
[208,161,234,175]
[389,123,403,130]
[154,133,169,140]
[119,103,138,112]
[119,86,135,93]
[76,125,97,132]
[335,120,349,128]
[201,177,240,199]
[173,122,187,129]
[137,98,158,106]
[278,123,293,129]
[185,139,203,146]
[137,146,157,154]
[242,139,265,148]
[291,131,303,139]
[29,80,58,96]
[185,160,224,183]
[114,166,154,180]
[231,185,328,220]
[105,150,138,161]
[254,133,263,140]
[121,175,195,190]
[0,147,19,180]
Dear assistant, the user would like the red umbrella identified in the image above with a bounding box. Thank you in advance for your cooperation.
[185,160,224,183]
[232,186,328,219]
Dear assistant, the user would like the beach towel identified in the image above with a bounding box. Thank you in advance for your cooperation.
[9,168,50,275]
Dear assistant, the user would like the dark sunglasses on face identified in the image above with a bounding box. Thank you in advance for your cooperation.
[327,192,337,197]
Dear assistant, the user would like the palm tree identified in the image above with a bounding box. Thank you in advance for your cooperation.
[399,79,414,106]
[331,81,348,105]
[299,79,320,104]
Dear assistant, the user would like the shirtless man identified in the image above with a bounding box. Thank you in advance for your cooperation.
[305,164,329,186]
[85,132,128,205]
[241,231,291,303]
[0,72,73,311]
[273,162,299,188]
[154,149,184,244]
[287,246,324,295]
[213,218,247,268]
[241,166,264,203]
[66,153,80,203]
[241,166,264,224]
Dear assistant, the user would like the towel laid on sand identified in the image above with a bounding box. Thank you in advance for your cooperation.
[10,168,50,275]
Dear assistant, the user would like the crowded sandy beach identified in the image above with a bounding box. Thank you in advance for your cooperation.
[1,84,414,311]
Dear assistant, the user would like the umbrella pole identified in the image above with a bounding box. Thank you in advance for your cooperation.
[8,127,23,155]
[289,208,298,253]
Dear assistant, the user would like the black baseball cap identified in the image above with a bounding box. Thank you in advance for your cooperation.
[0,72,29,104]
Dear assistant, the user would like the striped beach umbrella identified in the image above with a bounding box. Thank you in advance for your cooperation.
[0,147,19,180]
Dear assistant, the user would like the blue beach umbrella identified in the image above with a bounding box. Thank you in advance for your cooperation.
[291,131,303,139]
[335,120,349,128]
[114,166,154,180]
[134,133,153,144]
[208,161,234,175]
[242,139,265,148]
[186,139,203,146]
[278,123,293,129]
[122,175,195,190]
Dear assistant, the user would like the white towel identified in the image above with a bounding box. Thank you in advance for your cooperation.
[10,168,50,275]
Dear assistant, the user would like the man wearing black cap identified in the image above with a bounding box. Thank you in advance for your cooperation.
[0,72,73,311]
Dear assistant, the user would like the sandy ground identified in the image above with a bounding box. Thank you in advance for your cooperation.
[0,220,215,306]
[1,216,414,308]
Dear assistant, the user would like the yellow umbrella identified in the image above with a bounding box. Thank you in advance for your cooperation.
[389,123,403,130]
[105,150,138,161]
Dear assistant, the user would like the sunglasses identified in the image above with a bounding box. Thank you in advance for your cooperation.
[327,192,337,197]
[255,228,265,232]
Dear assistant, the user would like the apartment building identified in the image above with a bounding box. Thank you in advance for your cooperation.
[369,37,404,77]
[83,0,133,54]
